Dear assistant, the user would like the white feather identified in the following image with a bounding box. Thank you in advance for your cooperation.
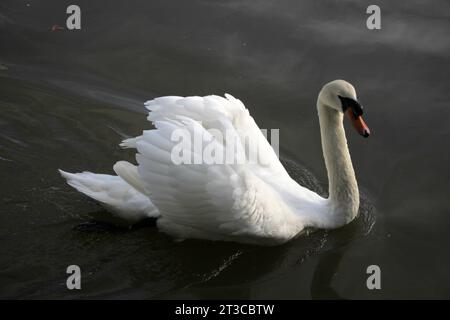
[58,169,159,227]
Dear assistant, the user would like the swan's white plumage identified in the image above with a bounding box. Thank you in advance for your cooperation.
[113,160,148,196]
[60,80,363,245]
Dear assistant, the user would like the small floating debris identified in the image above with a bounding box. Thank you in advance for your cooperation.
[0,63,7,71]
[50,24,64,32]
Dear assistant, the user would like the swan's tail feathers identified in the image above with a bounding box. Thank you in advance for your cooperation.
[58,169,159,227]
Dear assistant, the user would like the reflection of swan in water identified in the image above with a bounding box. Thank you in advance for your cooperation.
[59,80,372,245]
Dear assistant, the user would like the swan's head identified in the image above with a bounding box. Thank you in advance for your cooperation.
[318,80,370,138]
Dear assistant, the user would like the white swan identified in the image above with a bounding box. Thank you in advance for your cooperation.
[60,80,370,245]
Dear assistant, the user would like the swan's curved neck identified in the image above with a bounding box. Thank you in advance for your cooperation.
[317,102,359,225]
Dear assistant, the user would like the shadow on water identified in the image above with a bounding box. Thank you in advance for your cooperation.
[283,156,376,299]
[309,219,362,299]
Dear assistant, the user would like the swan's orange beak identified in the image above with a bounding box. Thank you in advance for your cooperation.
[346,109,370,138]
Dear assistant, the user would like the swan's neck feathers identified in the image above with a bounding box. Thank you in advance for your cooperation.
[317,102,359,226]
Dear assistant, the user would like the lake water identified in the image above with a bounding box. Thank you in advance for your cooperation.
[1,0,449,299]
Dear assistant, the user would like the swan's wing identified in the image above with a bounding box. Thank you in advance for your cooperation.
[59,169,159,226]
[144,94,288,178]
[130,95,308,244]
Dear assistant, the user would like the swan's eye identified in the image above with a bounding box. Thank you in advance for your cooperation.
[338,96,363,117]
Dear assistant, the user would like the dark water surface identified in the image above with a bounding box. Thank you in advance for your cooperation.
[1,0,449,299]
